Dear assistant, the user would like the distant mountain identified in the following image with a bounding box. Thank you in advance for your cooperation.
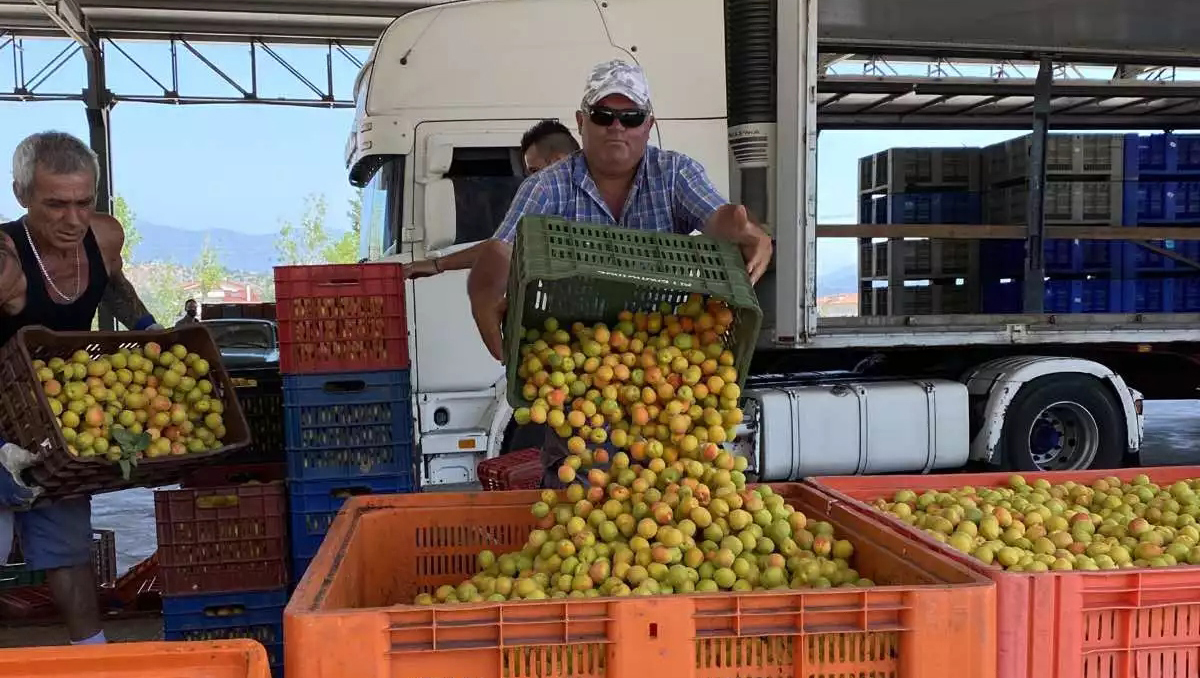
[130,219,863,294]
[818,265,858,296]
[131,221,281,272]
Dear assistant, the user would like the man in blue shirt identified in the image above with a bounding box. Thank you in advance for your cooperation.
[467,59,773,361]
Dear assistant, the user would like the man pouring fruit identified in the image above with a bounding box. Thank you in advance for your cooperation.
[0,131,161,646]
[466,60,773,487]
[467,59,773,361]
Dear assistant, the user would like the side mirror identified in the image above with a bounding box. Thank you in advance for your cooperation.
[423,178,457,251]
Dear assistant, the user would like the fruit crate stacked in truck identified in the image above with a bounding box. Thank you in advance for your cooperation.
[272,262,417,582]
[857,147,983,316]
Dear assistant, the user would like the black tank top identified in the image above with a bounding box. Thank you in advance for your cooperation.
[0,219,109,346]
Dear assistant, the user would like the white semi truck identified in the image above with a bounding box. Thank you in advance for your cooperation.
[343,0,1200,487]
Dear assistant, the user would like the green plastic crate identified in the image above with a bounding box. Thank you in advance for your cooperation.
[0,562,47,589]
[503,216,762,407]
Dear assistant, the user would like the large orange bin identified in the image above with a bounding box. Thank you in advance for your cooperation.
[0,639,272,677]
[808,466,1200,678]
[286,484,995,678]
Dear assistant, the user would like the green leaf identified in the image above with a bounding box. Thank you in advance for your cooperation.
[118,458,132,481]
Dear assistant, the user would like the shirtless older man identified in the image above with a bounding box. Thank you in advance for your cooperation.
[0,131,161,646]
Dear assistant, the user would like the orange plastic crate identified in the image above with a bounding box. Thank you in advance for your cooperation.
[808,466,1200,678]
[285,485,995,678]
[0,639,271,678]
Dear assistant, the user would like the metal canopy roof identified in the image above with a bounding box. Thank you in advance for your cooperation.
[4,0,1200,56]
[0,0,445,44]
[816,76,1200,130]
[821,0,1200,65]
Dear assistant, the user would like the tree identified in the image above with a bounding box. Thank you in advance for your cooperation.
[277,191,363,266]
[193,235,227,302]
[144,263,189,326]
[321,188,363,264]
[113,196,142,263]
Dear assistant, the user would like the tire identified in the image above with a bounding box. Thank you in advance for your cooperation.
[998,374,1126,472]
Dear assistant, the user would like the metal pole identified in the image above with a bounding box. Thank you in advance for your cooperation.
[1022,57,1052,313]
[84,36,116,330]
[773,0,819,345]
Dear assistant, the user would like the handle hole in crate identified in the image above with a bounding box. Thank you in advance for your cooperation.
[332,486,372,498]
[195,494,240,509]
[203,604,246,617]
[322,380,368,394]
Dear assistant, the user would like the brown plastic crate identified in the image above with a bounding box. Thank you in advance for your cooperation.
[181,463,286,489]
[285,484,996,678]
[0,325,251,498]
[154,482,288,595]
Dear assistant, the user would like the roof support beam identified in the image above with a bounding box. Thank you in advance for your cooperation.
[29,0,94,48]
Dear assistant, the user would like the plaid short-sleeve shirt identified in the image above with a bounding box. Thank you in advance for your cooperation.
[493,145,729,243]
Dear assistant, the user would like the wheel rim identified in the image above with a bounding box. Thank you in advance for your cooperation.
[1026,400,1101,471]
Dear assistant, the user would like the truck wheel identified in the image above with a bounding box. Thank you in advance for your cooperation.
[999,374,1125,472]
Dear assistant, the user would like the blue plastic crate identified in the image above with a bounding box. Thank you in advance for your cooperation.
[859,191,982,224]
[163,588,285,678]
[979,240,1118,277]
[981,280,1023,313]
[1125,133,1200,178]
[1122,239,1200,273]
[287,474,416,565]
[1123,181,1200,224]
[981,278,1124,313]
[1129,276,1200,313]
[1046,278,1124,313]
[283,370,415,481]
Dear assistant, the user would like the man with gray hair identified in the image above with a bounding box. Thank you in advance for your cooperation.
[0,130,161,646]
[466,59,774,361]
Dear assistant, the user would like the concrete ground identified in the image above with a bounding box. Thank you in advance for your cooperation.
[0,615,162,647]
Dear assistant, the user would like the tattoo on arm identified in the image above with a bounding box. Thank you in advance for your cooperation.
[0,236,20,305]
[101,270,151,330]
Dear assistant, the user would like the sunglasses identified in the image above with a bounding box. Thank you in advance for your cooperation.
[587,106,648,129]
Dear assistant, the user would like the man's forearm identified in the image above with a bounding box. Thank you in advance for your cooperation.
[434,242,488,273]
[101,271,153,330]
[466,239,512,300]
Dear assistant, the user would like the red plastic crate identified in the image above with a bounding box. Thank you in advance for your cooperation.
[154,483,288,595]
[273,264,409,374]
[808,466,1200,678]
[476,448,542,491]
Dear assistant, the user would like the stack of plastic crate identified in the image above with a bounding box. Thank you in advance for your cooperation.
[273,263,416,582]
[154,482,289,678]
[1121,133,1200,313]
[979,133,1125,313]
[857,147,983,316]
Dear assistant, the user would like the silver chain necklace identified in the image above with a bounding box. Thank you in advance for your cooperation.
[20,217,82,303]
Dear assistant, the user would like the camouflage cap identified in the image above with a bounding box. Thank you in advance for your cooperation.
[581,59,652,112]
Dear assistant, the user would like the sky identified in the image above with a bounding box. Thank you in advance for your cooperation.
[0,36,1038,272]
